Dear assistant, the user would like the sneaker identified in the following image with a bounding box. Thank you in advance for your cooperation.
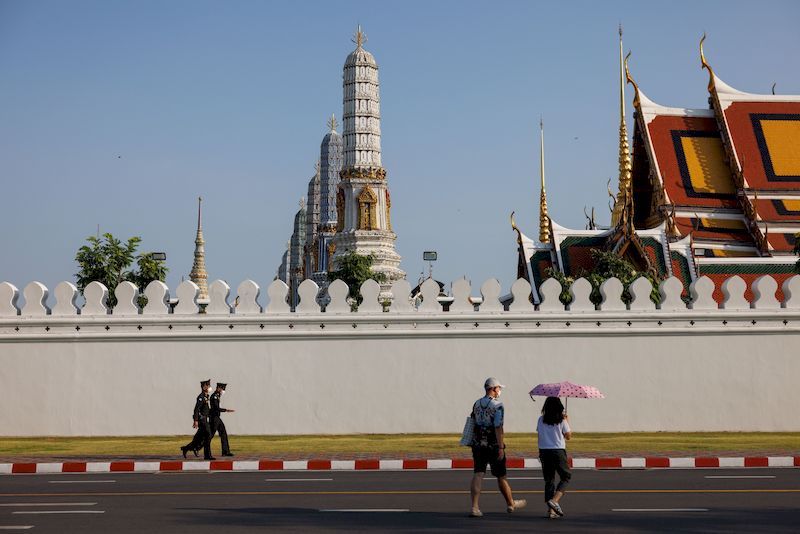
[546,509,558,519]
[469,508,483,518]
[547,500,564,517]
[507,499,527,513]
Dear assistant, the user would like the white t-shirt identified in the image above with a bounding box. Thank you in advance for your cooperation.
[536,415,571,449]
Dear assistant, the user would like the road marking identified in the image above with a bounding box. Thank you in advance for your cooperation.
[1,488,798,498]
[264,478,333,482]
[0,527,34,530]
[0,503,97,507]
[12,511,105,515]
[320,509,409,513]
[704,475,776,479]
[506,477,543,480]
[48,480,115,484]
[613,508,709,512]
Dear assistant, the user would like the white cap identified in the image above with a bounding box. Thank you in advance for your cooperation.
[484,377,505,389]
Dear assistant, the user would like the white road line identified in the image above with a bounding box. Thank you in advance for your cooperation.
[319,509,409,513]
[704,475,776,479]
[613,508,709,512]
[506,477,543,480]
[47,480,115,484]
[0,503,97,507]
[12,511,105,515]
[264,478,333,482]
[0,527,34,530]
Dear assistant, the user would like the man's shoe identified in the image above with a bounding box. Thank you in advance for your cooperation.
[180,446,188,459]
[222,452,234,457]
[468,508,483,518]
[204,456,216,461]
[507,499,527,513]
[192,448,200,457]
[547,500,564,517]
[546,509,558,519]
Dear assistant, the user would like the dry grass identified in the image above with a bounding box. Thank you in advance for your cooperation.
[1,433,797,458]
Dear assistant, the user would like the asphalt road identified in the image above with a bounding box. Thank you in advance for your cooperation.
[0,468,798,532]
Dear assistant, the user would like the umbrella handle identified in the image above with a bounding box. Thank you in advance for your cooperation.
[565,397,568,414]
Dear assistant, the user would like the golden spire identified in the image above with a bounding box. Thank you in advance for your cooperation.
[352,25,366,48]
[327,113,338,132]
[611,25,633,229]
[538,118,551,243]
[700,33,716,93]
[189,196,209,300]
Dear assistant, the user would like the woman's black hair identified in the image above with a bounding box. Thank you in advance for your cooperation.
[541,396,565,425]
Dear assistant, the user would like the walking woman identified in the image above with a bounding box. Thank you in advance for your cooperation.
[537,396,572,518]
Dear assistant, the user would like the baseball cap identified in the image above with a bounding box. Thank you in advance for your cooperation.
[484,377,505,389]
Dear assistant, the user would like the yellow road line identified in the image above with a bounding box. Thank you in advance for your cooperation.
[0,489,799,498]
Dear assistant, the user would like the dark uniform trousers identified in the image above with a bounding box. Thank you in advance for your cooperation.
[209,392,231,455]
[183,392,212,459]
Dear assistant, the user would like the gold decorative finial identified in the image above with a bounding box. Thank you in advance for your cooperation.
[611,28,633,229]
[327,113,338,132]
[624,50,641,109]
[510,211,522,246]
[352,25,367,48]
[700,33,715,93]
[538,118,551,243]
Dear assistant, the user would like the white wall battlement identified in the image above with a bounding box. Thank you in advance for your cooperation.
[1,275,799,436]
[2,274,799,318]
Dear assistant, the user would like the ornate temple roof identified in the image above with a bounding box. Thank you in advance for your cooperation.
[513,33,798,305]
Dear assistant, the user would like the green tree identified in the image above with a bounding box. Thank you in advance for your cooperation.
[545,248,662,306]
[794,232,800,274]
[75,233,168,306]
[327,251,387,308]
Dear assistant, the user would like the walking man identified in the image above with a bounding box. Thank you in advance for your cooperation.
[469,377,526,517]
[210,382,235,457]
[180,379,214,460]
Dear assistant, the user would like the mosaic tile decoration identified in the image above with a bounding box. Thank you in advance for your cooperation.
[645,115,738,209]
[751,114,800,183]
[772,199,800,216]
[671,130,737,199]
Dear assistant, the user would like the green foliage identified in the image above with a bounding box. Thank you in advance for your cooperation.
[794,232,800,274]
[74,233,168,306]
[545,248,662,306]
[327,251,387,309]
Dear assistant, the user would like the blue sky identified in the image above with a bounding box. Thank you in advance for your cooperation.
[1,0,798,300]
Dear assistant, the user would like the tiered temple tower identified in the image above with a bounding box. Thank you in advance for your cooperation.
[189,197,209,300]
[315,115,344,284]
[331,27,405,290]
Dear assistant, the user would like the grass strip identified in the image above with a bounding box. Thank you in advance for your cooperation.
[1,433,797,458]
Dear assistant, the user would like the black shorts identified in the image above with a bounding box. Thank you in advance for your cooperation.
[472,446,507,477]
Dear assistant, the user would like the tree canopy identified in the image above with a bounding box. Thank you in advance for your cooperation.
[75,233,167,306]
[327,251,387,307]
[546,248,662,305]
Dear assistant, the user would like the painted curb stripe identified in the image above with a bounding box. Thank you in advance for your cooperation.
[2,456,799,475]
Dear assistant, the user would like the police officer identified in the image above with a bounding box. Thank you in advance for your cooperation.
[180,379,214,460]
[210,382,235,457]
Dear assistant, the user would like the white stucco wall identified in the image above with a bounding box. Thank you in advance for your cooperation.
[2,275,799,436]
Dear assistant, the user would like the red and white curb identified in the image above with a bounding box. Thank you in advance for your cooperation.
[1,456,798,474]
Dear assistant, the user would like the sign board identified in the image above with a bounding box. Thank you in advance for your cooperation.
[423,251,437,262]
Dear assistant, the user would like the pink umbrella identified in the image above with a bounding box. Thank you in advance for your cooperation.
[529,381,605,411]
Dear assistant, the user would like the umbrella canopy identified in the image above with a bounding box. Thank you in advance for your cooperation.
[529,381,605,399]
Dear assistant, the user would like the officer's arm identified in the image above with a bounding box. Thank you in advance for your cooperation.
[192,396,202,421]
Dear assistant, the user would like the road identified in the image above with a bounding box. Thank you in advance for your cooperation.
[1,468,798,532]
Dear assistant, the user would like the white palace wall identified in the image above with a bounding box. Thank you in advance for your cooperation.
[1,275,799,436]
